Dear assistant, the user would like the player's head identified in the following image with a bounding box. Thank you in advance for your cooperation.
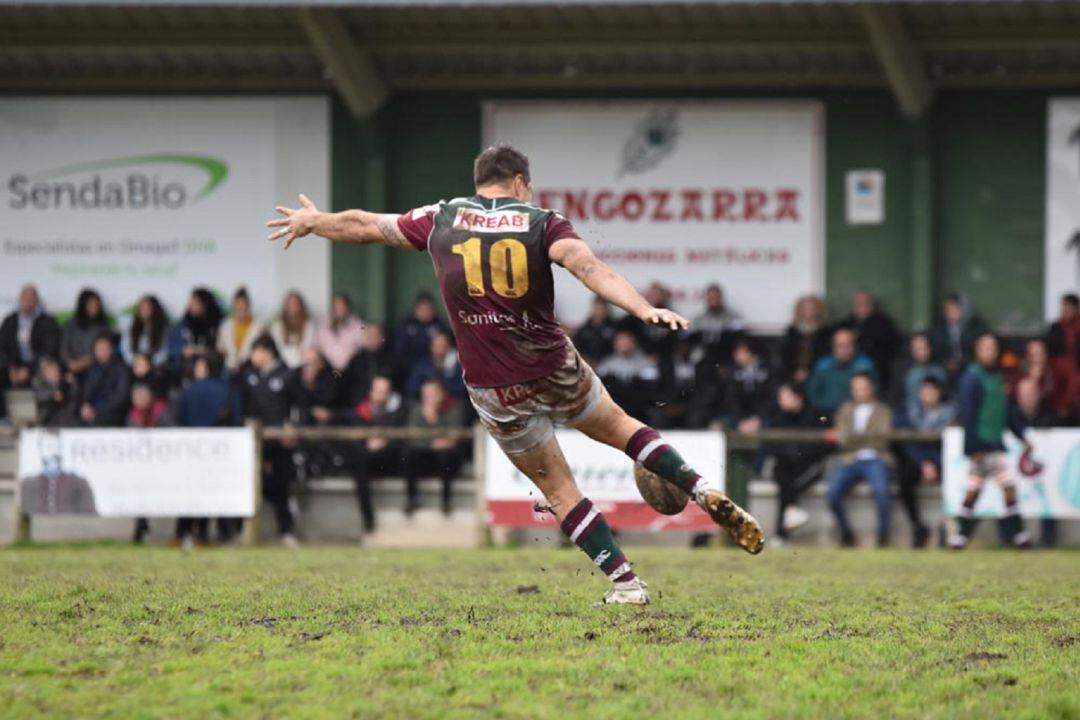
[474,144,532,201]
[974,332,999,368]
[850,371,876,404]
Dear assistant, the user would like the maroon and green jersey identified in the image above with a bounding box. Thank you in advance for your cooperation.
[397,195,579,388]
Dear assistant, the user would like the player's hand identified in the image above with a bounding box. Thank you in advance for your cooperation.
[639,306,689,331]
[267,194,320,250]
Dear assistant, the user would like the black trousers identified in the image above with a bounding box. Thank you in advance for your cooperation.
[352,443,401,532]
[263,442,296,535]
[403,446,462,509]
[174,517,242,542]
[772,455,824,538]
[896,454,929,532]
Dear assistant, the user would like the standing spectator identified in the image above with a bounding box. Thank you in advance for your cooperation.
[406,331,465,399]
[350,375,406,533]
[692,283,744,367]
[826,373,894,547]
[269,290,315,368]
[838,290,901,393]
[403,379,465,516]
[217,287,264,373]
[595,330,660,422]
[126,381,169,545]
[807,328,877,416]
[393,293,449,381]
[315,292,365,374]
[342,323,396,407]
[1,285,60,419]
[779,295,831,384]
[61,289,111,379]
[896,377,955,548]
[125,295,169,367]
[930,293,986,380]
[169,288,223,375]
[33,356,76,428]
[239,335,302,547]
[720,338,772,432]
[950,333,1031,550]
[767,382,830,543]
[79,333,130,427]
[897,333,948,424]
[1046,293,1080,422]
[573,296,618,366]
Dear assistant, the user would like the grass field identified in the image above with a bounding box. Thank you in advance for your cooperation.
[0,546,1077,720]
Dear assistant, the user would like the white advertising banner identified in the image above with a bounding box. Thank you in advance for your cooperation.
[1045,98,1080,320]
[0,97,330,320]
[942,427,1080,519]
[484,429,724,530]
[17,428,256,517]
[485,101,824,331]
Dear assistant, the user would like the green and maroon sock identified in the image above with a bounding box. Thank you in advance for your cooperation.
[625,426,705,495]
[560,498,636,583]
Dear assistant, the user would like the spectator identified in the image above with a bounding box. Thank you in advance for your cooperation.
[1,285,61,419]
[239,334,302,547]
[393,292,449,379]
[125,294,169,367]
[296,348,340,426]
[1046,293,1080,422]
[33,356,76,428]
[651,331,708,429]
[61,289,111,379]
[403,379,465,516]
[1010,376,1058,549]
[78,333,130,427]
[838,290,901,393]
[169,288,223,374]
[720,338,772,432]
[217,287,264,373]
[897,333,948,424]
[826,372,894,547]
[779,295,830,384]
[692,283,744,367]
[350,375,406,533]
[315,292,365,373]
[406,331,465,399]
[269,290,315,368]
[807,328,877,416]
[595,330,659,421]
[573,296,618,365]
[130,352,170,401]
[1007,338,1055,406]
[951,333,1030,550]
[126,381,168,545]
[897,377,955,548]
[767,382,830,543]
[343,323,396,407]
[633,282,678,358]
[930,293,986,380]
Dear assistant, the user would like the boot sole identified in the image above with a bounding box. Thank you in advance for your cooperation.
[699,491,765,555]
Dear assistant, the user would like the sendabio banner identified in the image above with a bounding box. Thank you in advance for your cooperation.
[0,98,330,321]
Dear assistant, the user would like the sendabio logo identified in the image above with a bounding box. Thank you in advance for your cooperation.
[7,154,229,211]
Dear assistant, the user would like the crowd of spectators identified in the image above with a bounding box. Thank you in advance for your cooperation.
[3,280,1077,549]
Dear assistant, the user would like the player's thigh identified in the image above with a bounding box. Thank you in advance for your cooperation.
[504,435,583,521]
[569,386,645,451]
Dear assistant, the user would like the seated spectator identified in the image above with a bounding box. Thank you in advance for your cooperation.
[779,294,830,384]
[33,356,76,428]
[403,379,465,516]
[896,377,955,548]
[692,283,744,367]
[807,328,877,417]
[897,332,948,423]
[393,292,450,382]
[1011,376,1055,429]
[766,382,830,543]
[930,293,986,381]
[125,294,170,367]
[632,282,678,358]
[126,381,168,545]
[169,287,223,376]
[837,290,901,394]
[61,289,111,379]
[1046,293,1080,422]
[1007,338,1055,405]
[269,290,315,368]
[315,292,365,373]
[720,338,772,432]
[826,373,894,547]
[406,331,465,399]
[573,296,618,366]
[350,375,406,533]
[217,287,264,373]
[130,352,170,401]
[79,333,130,427]
[296,348,340,426]
[596,330,659,421]
[651,331,708,429]
[1,284,60,420]
[343,323,397,407]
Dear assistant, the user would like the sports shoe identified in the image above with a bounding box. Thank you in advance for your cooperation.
[281,533,301,549]
[596,578,650,606]
[782,505,810,532]
[948,533,969,550]
[694,488,765,554]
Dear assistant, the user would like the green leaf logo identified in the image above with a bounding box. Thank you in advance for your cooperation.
[29,154,228,203]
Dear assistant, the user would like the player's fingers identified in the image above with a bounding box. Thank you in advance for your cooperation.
[275,206,294,216]
[268,228,288,241]
[266,217,289,227]
[299,193,315,209]
[283,233,295,250]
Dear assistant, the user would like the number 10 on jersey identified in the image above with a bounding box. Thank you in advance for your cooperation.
[451,237,529,298]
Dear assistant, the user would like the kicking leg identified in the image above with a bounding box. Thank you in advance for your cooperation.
[571,390,764,554]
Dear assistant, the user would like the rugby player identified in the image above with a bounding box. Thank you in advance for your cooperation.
[267,145,764,605]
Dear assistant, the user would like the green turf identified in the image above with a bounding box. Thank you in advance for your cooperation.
[0,546,1077,720]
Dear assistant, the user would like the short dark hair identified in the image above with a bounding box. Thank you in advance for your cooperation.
[474,145,531,187]
[920,376,943,392]
[1064,293,1080,308]
[251,333,279,358]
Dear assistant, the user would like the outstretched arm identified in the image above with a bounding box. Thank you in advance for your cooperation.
[266,194,411,250]
[549,237,689,331]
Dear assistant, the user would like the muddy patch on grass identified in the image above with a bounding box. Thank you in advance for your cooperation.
[514,585,540,595]
[1051,635,1076,649]
[964,651,1008,663]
